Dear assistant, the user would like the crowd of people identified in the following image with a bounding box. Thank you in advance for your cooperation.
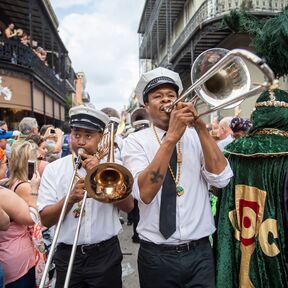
[1,7,288,288]
[0,64,287,288]
[1,22,49,67]
[0,116,73,287]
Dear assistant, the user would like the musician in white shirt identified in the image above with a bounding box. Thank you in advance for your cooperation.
[122,67,233,288]
[38,105,133,288]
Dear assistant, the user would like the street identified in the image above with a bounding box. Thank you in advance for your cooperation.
[119,214,140,288]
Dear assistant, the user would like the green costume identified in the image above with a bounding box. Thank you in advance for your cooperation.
[216,8,288,287]
[216,90,288,288]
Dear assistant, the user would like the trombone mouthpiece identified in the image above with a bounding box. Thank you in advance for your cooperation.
[77,148,85,156]
[75,148,85,169]
[163,106,172,113]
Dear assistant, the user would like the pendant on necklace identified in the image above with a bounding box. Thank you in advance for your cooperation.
[72,207,81,218]
[72,203,86,218]
[176,186,184,197]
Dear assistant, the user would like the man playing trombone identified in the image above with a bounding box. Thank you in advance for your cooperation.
[37,105,134,288]
[122,67,233,288]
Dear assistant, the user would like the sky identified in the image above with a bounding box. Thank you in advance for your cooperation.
[50,0,146,111]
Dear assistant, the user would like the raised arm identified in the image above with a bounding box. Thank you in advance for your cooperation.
[192,114,227,174]
[137,104,194,204]
[0,186,34,227]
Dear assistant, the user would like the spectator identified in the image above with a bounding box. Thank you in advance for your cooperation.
[35,47,47,64]
[0,129,12,151]
[61,121,72,157]
[230,116,252,139]
[4,23,17,39]
[0,185,34,230]
[19,117,38,135]
[20,32,30,47]
[3,141,40,207]
[0,186,35,287]
[0,141,40,287]
[217,116,234,151]
[0,120,8,131]
[25,135,49,176]
[40,125,63,161]
[12,117,39,149]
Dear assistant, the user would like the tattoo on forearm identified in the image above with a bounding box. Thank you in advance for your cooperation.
[150,168,163,184]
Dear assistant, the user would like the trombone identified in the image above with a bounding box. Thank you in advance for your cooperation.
[40,123,134,288]
[164,48,278,116]
[85,121,133,203]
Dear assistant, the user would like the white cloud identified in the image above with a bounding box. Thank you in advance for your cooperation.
[51,0,93,9]
[52,0,145,111]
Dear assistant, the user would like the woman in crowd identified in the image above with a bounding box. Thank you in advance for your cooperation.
[0,186,35,287]
[25,135,49,175]
[0,141,40,287]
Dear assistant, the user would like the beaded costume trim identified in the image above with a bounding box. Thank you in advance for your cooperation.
[250,128,288,137]
[255,100,288,108]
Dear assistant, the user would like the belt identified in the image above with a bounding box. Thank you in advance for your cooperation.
[140,236,209,252]
[58,236,118,255]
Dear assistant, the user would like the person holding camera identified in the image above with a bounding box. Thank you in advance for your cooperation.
[40,125,63,162]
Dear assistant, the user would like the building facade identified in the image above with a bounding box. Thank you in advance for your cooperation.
[75,72,90,106]
[0,0,76,129]
[137,0,288,121]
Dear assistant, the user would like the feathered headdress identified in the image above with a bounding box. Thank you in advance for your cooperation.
[223,7,288,78]
[223,7,288,157]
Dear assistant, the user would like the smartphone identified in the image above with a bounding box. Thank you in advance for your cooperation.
[49,128,56,135]
[27,160,36,180]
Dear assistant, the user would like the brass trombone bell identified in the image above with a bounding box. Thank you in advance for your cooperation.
[164,48,276,116]
[85,122,134,203]
[85,162,133,203]
[192,48,251,109]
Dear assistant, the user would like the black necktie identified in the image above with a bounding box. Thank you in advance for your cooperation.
[159,146,177,239]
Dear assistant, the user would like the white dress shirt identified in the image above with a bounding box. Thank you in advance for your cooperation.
[122,126,233,244]
[37,155,122,245]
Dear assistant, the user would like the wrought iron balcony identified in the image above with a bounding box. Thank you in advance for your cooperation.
[139,0,186,59]
[171,0,288,60]
[0,37,66,98]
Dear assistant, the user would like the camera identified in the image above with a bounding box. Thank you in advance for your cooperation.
[27,160,36,180]
[49,128,56,135]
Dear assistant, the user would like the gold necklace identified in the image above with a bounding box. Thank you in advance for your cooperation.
[152,125,184,196]
[71,154,85,218]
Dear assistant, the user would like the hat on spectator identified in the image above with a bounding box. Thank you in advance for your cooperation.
[230,117,251,133]
[0,129,13,139]
[69,105,109,133]
[135,67,183,105]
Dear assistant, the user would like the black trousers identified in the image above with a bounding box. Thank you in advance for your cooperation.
[138,237,215,288]
[54,236,123,288]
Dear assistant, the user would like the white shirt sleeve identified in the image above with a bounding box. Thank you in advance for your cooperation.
[201,158,233,188]
[122,135,150,203]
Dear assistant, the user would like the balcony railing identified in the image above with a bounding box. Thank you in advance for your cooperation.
[171,0,288,60]
[0,38,65,97]
[139,0,163,59]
